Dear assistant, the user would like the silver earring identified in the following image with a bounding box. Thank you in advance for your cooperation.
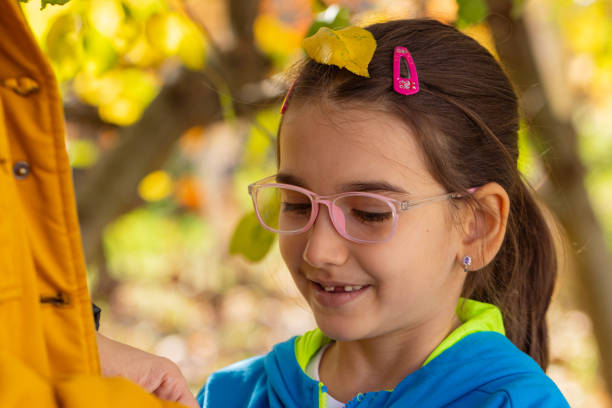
[463,256,472,273]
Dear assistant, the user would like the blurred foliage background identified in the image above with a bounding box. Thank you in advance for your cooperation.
[21,0,612,406]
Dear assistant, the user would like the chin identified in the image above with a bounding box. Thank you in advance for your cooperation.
[314,315,369,342]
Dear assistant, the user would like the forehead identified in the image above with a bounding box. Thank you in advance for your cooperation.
[279,104,436,192]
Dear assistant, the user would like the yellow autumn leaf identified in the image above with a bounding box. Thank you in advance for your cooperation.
[138,170,173,202]
[254,14,302,59]
[302,26,376,78]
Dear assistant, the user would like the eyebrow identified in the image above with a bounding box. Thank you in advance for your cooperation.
[275,173,410,194]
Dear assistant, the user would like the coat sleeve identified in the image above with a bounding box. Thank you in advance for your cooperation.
[0,3,191,407]
[0,351,188,408]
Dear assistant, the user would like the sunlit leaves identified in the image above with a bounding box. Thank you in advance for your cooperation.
[146,13,184,54]
[461,23,498,59]
[41,0,71,10]
[227,109,281,263]
[104,207,212,283]
[219,84,236,123]
[311,0,328,14]
[243,108,280,167]
[549,0,612,104]
[75,68,159,125]
[145,12,207,70]
[45,13,84,81]
[512,0,526,18]
[230,108,280,213]
[82,29,118,75]
[139,170,173,202]
[302,26,376,78]
[564,3,611,55]
[254,14,303,66]
[24,0,207,127]
[517,121,539,182]
[305,4,350,38]
[176,20,208,70]
[229,212,276,262]
[122,0,165,20]
[88,0,124,37]
[67,138,99,168]
[455,0,489,28]
[453,0,526,28]
[42,2,126,81]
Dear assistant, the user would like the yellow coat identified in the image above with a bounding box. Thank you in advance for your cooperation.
[0,1,183,406]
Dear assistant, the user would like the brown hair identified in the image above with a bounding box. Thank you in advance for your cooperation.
[280,19,558,369]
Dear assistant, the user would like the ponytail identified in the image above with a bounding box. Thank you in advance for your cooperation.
[462,178,559,368]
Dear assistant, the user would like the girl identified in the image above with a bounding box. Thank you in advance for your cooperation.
[197,19,569,407]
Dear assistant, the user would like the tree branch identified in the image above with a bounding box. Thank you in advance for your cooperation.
[75,0,277,265]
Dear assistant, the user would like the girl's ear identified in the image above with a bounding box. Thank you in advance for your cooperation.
[458,182,510,271]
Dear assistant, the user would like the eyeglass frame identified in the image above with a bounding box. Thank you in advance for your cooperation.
[248,175,479,244]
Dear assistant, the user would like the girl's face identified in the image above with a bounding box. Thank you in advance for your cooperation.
[278,103,467,342]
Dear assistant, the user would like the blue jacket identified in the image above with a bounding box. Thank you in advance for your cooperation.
[197,300,569,407]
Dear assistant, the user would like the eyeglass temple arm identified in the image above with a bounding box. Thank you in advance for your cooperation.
[400,187,479,211]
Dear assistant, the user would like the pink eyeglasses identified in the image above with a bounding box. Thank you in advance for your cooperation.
[248,175,478,244]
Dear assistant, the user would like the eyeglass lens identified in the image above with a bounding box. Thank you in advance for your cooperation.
[254,186,395,242]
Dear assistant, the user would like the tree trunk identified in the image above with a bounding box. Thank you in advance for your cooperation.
[487,0,612,394]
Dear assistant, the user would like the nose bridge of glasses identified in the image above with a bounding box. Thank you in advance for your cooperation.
[312,198,347,235]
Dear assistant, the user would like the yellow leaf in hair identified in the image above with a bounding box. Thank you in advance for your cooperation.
[302,26,376,78]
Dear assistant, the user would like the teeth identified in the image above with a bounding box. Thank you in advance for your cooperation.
[321,284,365,292]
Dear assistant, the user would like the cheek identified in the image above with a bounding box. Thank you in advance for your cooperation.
[279,235,304,272]
[348,236,403,282]
[279,236,311,296]
[397,207,454,244]
[370,209,455,272]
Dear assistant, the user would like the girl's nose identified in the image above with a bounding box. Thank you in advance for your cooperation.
[302,203,350,268]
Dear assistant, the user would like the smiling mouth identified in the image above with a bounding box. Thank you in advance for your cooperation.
[312,281,370,293]
[307,279,370,307]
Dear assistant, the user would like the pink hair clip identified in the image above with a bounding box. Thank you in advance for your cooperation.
[393,46,419,95]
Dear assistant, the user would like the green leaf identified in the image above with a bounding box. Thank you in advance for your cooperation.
[45,13,84,82]
[456,0,489,28]
[219,84,236,123]
[82,29,118,75]
[311,0,328,13]
[229,212,276,262]
[517,121,536,178]
[512,0,526,18]
[67,138,99,168]
[243,108,280,167]
[306,4,351,39]
[41,0,71,10]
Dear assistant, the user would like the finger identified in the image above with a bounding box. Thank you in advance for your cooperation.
[152,373,199,408]
[177,391,199,408]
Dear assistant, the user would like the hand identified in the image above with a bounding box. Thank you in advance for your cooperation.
[96,332,199,408]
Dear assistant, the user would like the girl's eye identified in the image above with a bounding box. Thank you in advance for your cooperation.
[350,209,392,223]
[281,202,311,215]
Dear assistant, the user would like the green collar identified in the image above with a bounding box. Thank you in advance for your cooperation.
[423,297,505,365]
[294,297,505,371]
